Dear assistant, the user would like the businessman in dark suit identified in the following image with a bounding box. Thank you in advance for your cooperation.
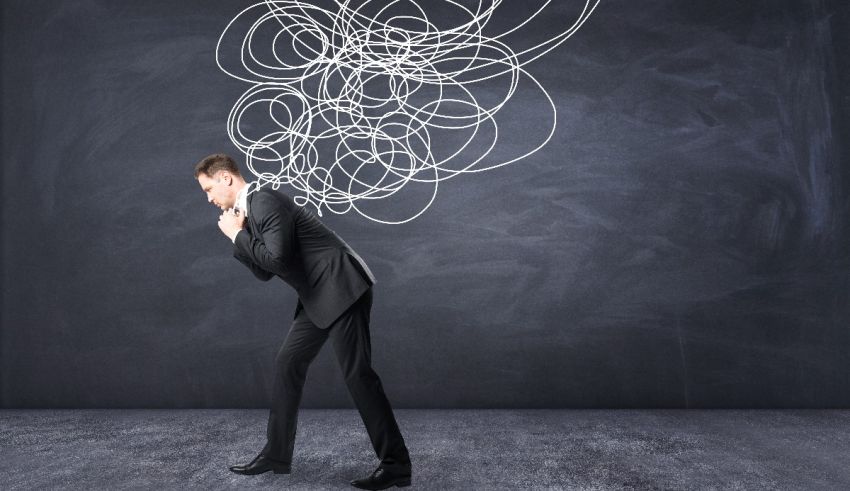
[195,154,412,490]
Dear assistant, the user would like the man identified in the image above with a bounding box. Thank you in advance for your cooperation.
[194,153,412,490]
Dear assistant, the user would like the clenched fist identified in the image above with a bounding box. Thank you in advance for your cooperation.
[218,207,245,241]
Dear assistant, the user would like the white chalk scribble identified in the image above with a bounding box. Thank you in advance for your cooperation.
[216,0,600,223]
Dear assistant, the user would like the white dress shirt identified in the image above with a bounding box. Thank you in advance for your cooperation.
[231,182,253,243]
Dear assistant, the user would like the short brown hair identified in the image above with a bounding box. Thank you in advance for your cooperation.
[194,153,242,179]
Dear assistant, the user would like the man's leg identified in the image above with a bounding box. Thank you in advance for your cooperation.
[328,288,412,474]
[262,309,328,464]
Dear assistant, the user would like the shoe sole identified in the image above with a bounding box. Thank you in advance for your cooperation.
[350,477,412,490]
[229,466,291,475]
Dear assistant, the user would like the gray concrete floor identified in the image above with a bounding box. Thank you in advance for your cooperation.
[1,409,848,490]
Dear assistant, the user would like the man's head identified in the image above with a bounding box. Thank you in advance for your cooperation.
[194,153,245,210]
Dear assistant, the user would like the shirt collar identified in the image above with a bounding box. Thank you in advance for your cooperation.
[235,182,253,217]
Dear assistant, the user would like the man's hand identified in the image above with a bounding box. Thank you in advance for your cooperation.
[218,207,246,241]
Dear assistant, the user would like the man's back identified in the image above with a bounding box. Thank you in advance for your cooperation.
[236,186,376,328]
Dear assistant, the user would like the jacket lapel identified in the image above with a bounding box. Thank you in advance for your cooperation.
[246,189,259,235]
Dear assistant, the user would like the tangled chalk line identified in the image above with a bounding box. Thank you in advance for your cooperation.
[216,0,600,224]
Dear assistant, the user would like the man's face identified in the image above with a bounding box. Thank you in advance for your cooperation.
[198,171,236,210]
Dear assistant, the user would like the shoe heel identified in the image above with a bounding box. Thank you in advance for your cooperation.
[272,465,291,474]
[396,477,412,487]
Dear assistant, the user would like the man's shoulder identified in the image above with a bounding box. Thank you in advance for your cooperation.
[251,186,299,215]
[252,185,292,203]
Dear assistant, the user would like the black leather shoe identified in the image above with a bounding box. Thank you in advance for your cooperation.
[350,467,412,490]
[228,453,291,475]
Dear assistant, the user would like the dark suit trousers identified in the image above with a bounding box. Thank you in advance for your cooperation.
[261,288,412,473]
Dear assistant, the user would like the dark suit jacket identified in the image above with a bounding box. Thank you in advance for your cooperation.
[231,186,376,329]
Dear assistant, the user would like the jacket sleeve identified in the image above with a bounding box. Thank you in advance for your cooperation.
[232,242,274,281]
[232,191,295,277]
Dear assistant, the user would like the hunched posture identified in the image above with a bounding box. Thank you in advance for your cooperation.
[195,154,412,490]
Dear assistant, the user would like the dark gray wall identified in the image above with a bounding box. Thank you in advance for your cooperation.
[2,0,848,408]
